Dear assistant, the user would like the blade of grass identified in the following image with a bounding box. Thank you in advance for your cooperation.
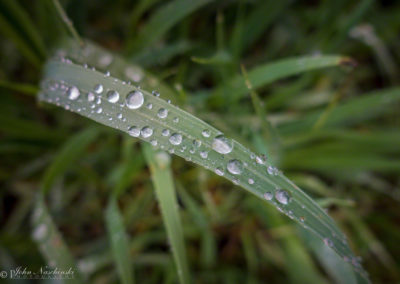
[38,55,370,282]
[142,144,191,284]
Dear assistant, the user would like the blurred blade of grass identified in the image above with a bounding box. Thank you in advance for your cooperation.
[31,195,84,283]
[127,0,214,54]
[300,227,357,284]
[105,198,134,284]
[0,80,38,96]
[41,127,100,195]
[0,0,46,66]
[39,55,369,282]
[211,55,354,105]
[126,0,163,39]
[279,87,400,135]
[143,144,191,284]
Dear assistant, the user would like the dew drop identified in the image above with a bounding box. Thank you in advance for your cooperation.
[202,129,210,138]
[146,103,153,109]
[200,151,208,159]
[215,167,224,176]
[126,90,144,109]
[106,90,119,103]
[248,178,254,185]
[141,127,153,138]
[32,224,47,241]
[128,126,140,137]
[267,166,274,175]
[300,216,305,222]
[212,135,233,154]
[117,113,123,119]
[173,117,179,123]
[227,159,243,175]
[275,189,291,205]
[152,90,160,97]
[256,155,267,165]
[162,129,170,136]
[263,192,273,200]
[323,238,333,247]
[87,92,95,102]
[94,84,103,94]
[96,107,103,114]
[67,86,80,100]
[193,139,202,147]
[151,139,158,146]
[157,108,168,119]
[169,133,182,145]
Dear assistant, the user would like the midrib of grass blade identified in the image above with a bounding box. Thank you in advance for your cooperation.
[105,198,134,284]
[143,144,191,284]
[211,55,354,105]
[39,58,369,282]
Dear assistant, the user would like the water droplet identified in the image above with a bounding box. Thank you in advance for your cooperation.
[67,86,80,100]
[215,167,224,176]
[94,84,103,94]
[227,159,243,175]
[162,129,170,136]
[267,166,274,175]
[169,133,182,145]
[299,216,305,222]
[250,153,255,159]
[173,117,179,123]
[104,70,110,77]
[151,139,158,146]
[275,189,291,205]
[126,90,144,109]
[157,108,168,119]
[141,127,153,138]
[202,129,211,138]
[87,92,95,102]
[200,151,208,159]
[146,103,153,109]
[263,192,273,200]
[256,155,267,165]
[96,107,103,114]
[117,113,123,119]
[106,90,119,103]
[152,90,160,97]
[212,135,233,154]
[167,99,171,104]
[193,139,201,147]
[248,178,254,184]
[128,126,140,137]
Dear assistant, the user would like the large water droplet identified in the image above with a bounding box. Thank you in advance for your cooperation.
[227,159,243,175]
[157,108,168,119]
[126,90,144,109]
[128,126,140,137]
[106,90,119,103]
[141,126,153,138]
[275,189,291,205]
[94,84,103,94]
[67,86,80,100]
[169,133,182,145]
[212,135,233,154]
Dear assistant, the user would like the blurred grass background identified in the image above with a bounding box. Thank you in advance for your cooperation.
[0,0,400,283]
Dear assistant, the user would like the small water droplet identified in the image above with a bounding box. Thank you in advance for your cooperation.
[256,155,267,165]
[227,159,243,175]
[128,126,140,137]
[152,90,160,97]
[323,238,333,247]
[87,92,95,102]
[202,129,210,138]
[32,224,47,240]
[117,113,123,119]
[157,108,168,119]
[146,103,153,109]
[193,139,201,147]
[267,166,274,175]
[275,189,291,205]
[94,84,103,94]
[169,133,182,145]
[200,151,208,159]
[141,127,153,138]
[67,86,80,100]
[215,167,224,176]
[162,129,170,136]
[248,178,254,184]
[151,139,158,146]
[106,90,119,103]
[263,192,273,200]
[212,135,233,154]
[300,216,305,222]
[173,117,179,123]
[104,70,110,77]
[126,90,144,109]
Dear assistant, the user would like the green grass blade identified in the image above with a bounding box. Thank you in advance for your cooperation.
[105,198,134,284]
[128,0,214,53]
[212,55,354,104]
[143,144,191,283]
[41,127,100,195]
[38,56,369,282]
[31,194,84,283]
